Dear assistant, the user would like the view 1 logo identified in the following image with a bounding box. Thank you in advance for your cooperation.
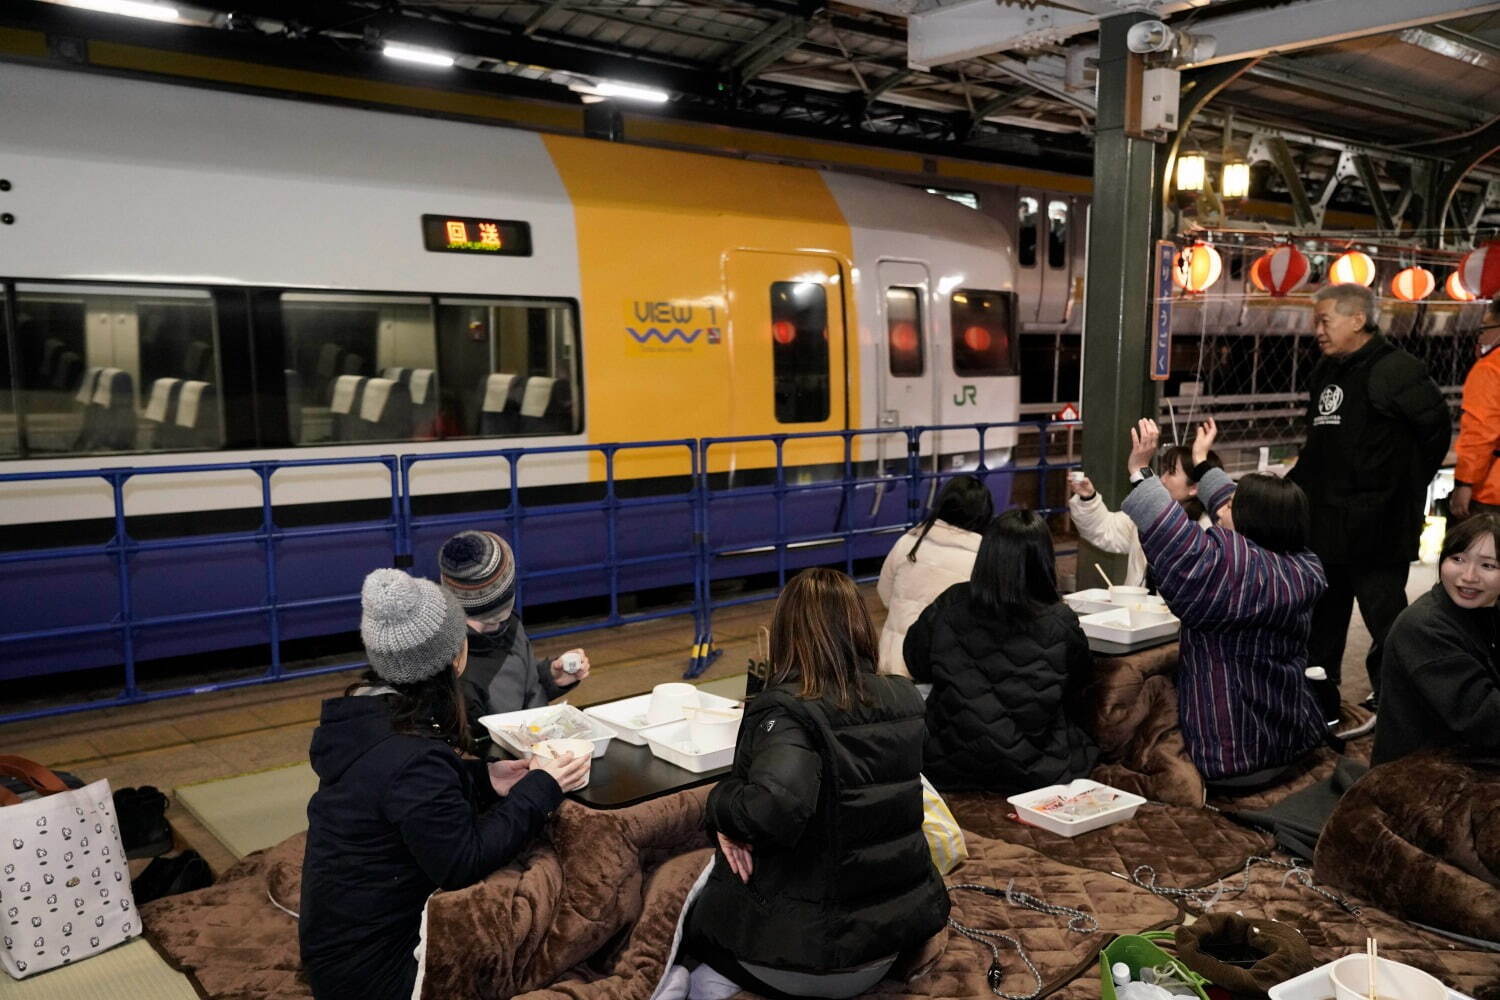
[625,299,722,355]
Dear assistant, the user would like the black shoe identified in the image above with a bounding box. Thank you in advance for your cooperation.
[114,786,173,859]
[131,850,214,905]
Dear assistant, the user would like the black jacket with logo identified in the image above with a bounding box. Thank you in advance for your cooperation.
[299,695,562,1000]
[904,584,1098,793]
[695,675,950,974]
[1287,333,1450,565]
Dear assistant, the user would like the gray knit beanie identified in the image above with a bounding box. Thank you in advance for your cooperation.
[360,568,468,685]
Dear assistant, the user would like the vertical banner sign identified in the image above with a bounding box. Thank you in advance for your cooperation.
[1151,240,1175,381]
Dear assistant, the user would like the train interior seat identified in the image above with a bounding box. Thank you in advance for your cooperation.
[329,374,367,441]
[183,341,215,382]
[143,376,186,447]
[519,376,571,434]
[73,367,136,452]
[341,353,366,377]
[315,343,343,382]
[355,377,412,441]
[284,369,304,443]
[478,373,525,436]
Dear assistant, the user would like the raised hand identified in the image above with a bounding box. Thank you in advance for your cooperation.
[1127,418,1160,476]
[1192,417,1218,467]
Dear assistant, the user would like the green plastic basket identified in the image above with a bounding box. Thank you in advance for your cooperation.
[1098,931,1211,1000]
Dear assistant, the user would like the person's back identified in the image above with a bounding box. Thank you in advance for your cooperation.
[877,476,993,676]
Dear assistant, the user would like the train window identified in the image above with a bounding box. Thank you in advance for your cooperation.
[1018,197,1039,268]
[0,289,14,456]
[281,293,437,445]
[951,289,1016,377]
[1047,200,1069,269]
[435,298,580,438]
[10,284,223,455]
[886,287,924,377]
[770,281,830,423]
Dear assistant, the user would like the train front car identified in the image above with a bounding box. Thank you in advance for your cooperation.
[0,60,1016,687]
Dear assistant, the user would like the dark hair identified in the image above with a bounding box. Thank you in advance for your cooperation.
[767,567,876,710]
[1162,446,1223,521]
[1228,474,1309,554]
[346,661,472,754]
[909,475,994,561]
[1441,513,1500,563]
[970,508,1059,618]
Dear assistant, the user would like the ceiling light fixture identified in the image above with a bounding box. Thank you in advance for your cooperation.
[572,79,671,104]
[62,0,179,22]
[382,43,456,69]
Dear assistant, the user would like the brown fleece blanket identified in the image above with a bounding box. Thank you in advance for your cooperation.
[1079,643,1205,807]
[143,787,1181,1000]
[1314,750,1500,943]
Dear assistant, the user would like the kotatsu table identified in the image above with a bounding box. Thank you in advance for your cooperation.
[566,740,729,809]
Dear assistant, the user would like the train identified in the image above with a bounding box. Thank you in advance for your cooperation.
[0,60,1053,681]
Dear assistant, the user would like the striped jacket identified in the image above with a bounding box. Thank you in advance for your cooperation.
[1121,468,1327,780]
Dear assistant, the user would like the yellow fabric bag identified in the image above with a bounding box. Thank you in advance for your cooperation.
[919,774,968,875]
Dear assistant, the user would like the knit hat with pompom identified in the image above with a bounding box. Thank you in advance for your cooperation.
[360,568,468,685]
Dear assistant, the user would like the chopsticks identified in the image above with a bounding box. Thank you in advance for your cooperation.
[1366,937,1379,1000]
[1094,562,1115,589]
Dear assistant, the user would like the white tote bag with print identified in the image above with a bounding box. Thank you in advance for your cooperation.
[0,756,140,980]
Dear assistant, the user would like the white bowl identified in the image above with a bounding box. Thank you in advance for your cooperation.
[646,683,700,725]
[1108,585,1150,602]
[685,705,743,746]
[531,738,595,788]
[1330,956,1448,1000]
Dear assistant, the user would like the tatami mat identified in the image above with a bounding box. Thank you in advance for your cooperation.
[176,761,319,860]
[0,940,197,1000]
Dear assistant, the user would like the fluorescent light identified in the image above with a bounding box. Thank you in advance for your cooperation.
[64,0,179,21]
[1175,153,1205,192]
[1221,161,1250,199]
[593,80,670,104]
[382,44,456,69]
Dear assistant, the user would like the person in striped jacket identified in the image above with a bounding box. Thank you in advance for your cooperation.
[1120,418,1328,781]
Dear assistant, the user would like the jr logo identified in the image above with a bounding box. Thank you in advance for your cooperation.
[953,385,977,406]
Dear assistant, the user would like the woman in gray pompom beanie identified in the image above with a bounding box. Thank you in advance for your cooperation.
[360,568,469,686]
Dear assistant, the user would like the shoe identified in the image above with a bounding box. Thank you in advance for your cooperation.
[114,785,173,859]
[131,850,214,905]
[1359,693,1378,711]
[1336,712,1377,739]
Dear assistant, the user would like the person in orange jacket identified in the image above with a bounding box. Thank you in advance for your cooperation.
[1450,299,1500,519]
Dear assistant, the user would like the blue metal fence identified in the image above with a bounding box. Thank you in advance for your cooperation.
[0,419,1078,724]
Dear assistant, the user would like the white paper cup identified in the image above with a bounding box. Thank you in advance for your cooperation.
[646,682,699,725]
[1068,470,1086,483]
[1330,956,1447,1000]
[531,738,595,789]
[1108,585,1149,603]
[685,705,743,747]
[560,651,583,674]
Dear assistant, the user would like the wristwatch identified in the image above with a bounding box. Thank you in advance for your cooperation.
[1129,467,1155,484]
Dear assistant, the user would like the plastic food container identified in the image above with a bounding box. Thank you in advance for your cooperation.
[1330,956,1449,1000]
[1270,960,1471,1000]
[644,721,737,773]
[1108,584,1150,602]
[584,691,742,745]
[531,738,595,788]
[1079,607,1179,645]
[685,704,743,746]
[1063,588,1116,616]
[478,705,615,759]
[1007,779,1146,837]
[646,683,700,725]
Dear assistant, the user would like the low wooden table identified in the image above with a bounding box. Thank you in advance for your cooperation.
[566,740,729,809]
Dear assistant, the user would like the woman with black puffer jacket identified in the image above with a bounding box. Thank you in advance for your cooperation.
[905,509,1098,794]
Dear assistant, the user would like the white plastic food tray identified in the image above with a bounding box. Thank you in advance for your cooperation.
[643,721,737,773]
[1079,607,1179,645]
[584,691,742,745]
[1269,960,1473,1000]
[1007,779,1145,837]
[1063,588,1116,616]
[478,705,615,759]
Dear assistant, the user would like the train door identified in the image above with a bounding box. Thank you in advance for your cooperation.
[1035,194,1073,326]
[875,260,934,431]
[1015,190,1043,326]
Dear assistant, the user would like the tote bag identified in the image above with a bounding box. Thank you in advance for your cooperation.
[0,756,140,979]
[919,774,968,875]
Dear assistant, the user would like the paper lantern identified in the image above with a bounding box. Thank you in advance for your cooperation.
[1389,266,1435,302]
[1248,252,1272,292]
[1328,250,1376,287]
[1262,245,1310,297]
[1172,242,1222,293]
[1459,242,1500,299]
[1447,270,1478,302]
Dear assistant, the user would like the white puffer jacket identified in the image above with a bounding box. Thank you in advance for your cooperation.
[876,520,982,677]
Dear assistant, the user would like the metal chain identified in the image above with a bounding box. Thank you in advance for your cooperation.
[945,881,1100,1000]
[1115,855,1361,916]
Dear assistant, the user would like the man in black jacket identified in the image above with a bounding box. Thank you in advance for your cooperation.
[1287,283,1451,715]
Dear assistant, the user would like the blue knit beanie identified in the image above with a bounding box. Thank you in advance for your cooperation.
[360,569,467,685]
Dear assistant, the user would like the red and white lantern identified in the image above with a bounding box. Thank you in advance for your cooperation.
[1262,245,1310,297]
[1172,242,1223,293]
[1448,270,1478,302]
[1248,253,1271,292]
[1459,242,1500,299]
[1328,250,1377,287]
[1389,266,1435,302]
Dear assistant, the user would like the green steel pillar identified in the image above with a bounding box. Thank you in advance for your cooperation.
[1077,11,1166,591]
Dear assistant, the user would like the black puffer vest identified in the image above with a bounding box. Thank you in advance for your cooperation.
[694,676,949,972]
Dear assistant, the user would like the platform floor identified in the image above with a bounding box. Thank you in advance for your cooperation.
[0,567,1425,877]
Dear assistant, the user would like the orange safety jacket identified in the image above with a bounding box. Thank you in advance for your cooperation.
[1455,347,1500,505]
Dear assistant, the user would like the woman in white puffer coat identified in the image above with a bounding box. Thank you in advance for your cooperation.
[876,476,994,677]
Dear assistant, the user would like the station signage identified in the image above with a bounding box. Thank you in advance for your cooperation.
[1151,240,1174,381]
[421,215,533,256]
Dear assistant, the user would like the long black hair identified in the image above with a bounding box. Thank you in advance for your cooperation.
[346,662,472,754]
[909,475,994,562]
[1229,474,1309,554]
[970,508,1059,618]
